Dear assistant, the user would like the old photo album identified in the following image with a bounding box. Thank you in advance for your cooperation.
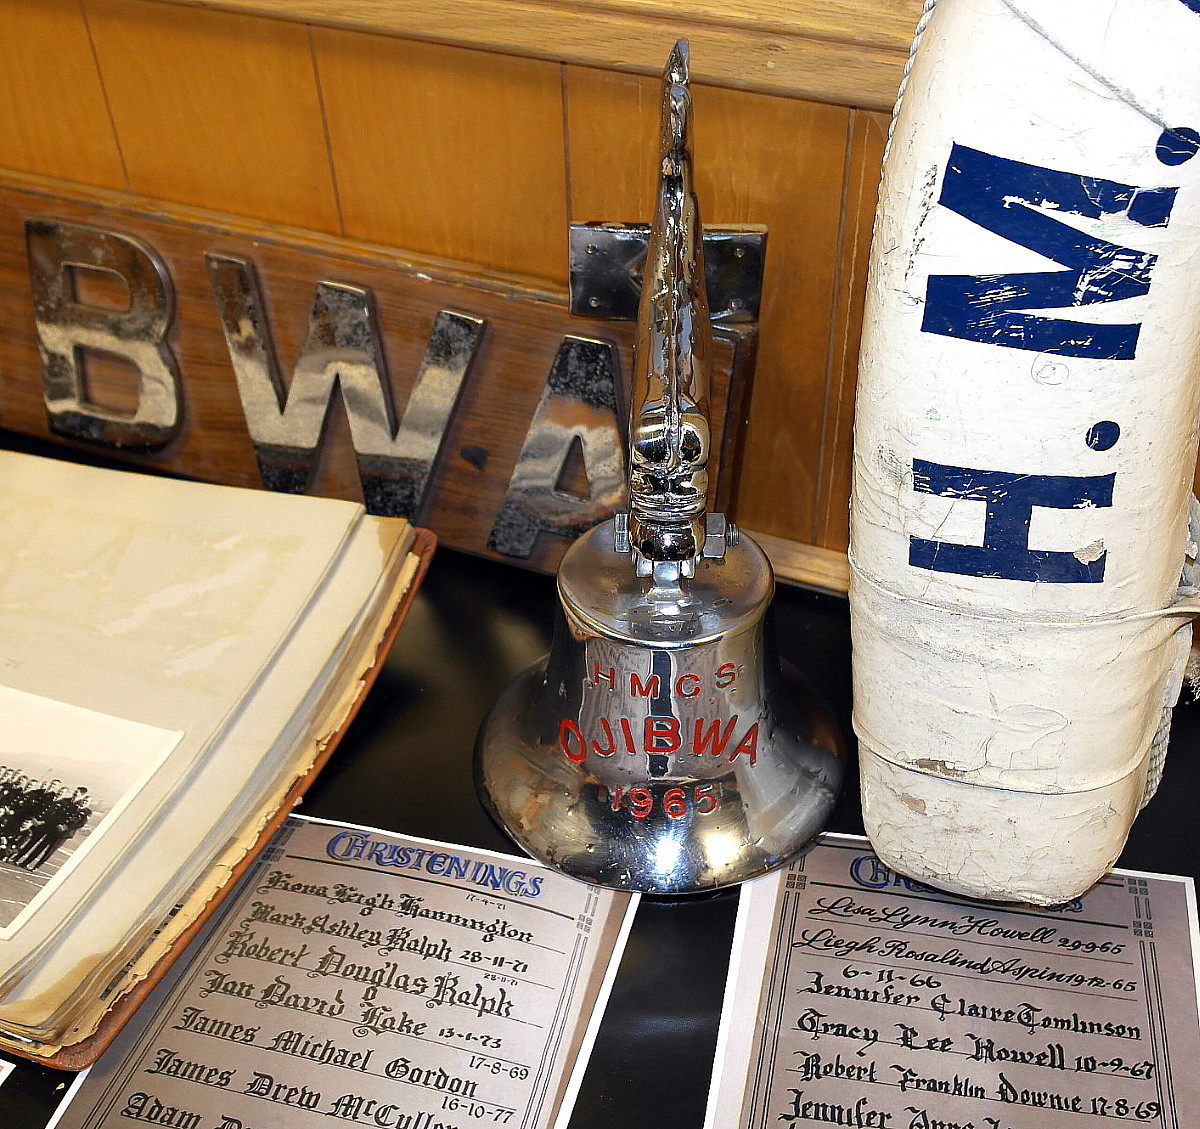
[0,449,430,1064]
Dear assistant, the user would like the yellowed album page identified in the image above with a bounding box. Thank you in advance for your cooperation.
[0,452,363,965]
[2,516,414,1049]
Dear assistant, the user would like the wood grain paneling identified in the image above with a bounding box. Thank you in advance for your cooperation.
[156,0,921,109]
[747,529,850,593]
[83,0,340,232]
[566,66,848,540]
[314,31,569,291]
[816,108,889,553]
[0,0,125,189]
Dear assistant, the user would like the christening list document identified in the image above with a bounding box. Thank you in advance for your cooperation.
[52,817,638,1129]
[706,835,1200,1129]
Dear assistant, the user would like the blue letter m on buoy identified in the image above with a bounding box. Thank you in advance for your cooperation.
[922,144,1176,360]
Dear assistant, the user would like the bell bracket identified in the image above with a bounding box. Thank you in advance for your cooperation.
[568,222,766,324]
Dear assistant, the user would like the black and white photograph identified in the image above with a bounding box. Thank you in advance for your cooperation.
[0,684,181,933]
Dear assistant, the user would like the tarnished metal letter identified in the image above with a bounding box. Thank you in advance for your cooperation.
[26,219,182,450]
[207,253,484,519]
[488,336,626,558]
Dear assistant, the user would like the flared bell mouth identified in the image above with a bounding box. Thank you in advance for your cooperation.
[475,654,844,895]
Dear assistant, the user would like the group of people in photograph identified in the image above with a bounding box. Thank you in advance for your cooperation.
[0,767,93,872]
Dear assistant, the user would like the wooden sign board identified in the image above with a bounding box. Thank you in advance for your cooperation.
[0,184,753,573]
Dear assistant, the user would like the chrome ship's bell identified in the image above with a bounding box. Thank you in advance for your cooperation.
[475,41,844,894]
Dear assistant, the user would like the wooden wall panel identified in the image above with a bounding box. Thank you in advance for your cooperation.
[83,0,341,232]
[816,108,889,553]
[165,0,921,110]
[314,31,569,291]
[0,0,125,190]
[566,66,848,542]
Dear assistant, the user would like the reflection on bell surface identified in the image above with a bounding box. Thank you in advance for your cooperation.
[475,520,846,893]
[474,39,844,894]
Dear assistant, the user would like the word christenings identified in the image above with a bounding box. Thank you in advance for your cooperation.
[321,836,546,900]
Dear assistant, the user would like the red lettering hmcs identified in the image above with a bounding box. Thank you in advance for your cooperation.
[588,661,739,697]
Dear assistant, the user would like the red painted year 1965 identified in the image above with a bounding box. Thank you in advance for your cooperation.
[595,782,718,818]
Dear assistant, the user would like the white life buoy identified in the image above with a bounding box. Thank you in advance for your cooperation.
[851,0,1200,904]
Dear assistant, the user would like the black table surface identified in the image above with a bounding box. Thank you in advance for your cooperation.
[6,543,1200,1127]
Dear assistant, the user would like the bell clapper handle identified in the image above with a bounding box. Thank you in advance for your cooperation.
[622,39,738,589]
